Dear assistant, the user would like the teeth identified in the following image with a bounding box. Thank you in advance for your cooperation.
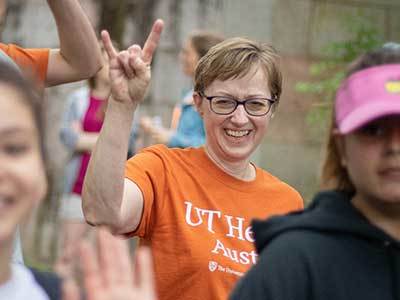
[225,129,250,137]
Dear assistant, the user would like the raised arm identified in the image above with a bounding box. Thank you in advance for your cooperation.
[46,0,102,87]
[82,20,164,234]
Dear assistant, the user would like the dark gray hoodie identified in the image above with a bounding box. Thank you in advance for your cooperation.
[230,190,400,300]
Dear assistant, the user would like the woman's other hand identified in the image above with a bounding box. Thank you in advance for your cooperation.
[62,228,157,300]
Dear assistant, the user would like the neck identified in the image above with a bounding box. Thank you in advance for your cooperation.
[205,145,255,181]
[352,195,400,241]
[0,239,13,286]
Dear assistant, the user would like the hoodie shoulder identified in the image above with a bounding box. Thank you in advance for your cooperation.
[230,229,312,300]
[252,190,391,253]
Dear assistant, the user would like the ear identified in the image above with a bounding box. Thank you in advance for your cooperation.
[333,129,347,167]
[270,101,278,118]
[193,92,204,117]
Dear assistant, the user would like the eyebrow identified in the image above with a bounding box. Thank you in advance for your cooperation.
[214,92,270,98]
[0,127,36,136]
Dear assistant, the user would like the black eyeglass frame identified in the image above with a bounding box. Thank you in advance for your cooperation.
[198,92,277,116]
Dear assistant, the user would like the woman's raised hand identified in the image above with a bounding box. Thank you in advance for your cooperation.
[101,19,164,105]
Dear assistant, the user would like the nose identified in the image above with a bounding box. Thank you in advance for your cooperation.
[230,104,249,126]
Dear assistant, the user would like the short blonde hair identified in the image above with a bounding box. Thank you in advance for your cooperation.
[194,37,282,101]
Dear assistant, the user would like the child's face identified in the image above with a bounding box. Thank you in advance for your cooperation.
[337,116,400,206]
[0,83,47,245]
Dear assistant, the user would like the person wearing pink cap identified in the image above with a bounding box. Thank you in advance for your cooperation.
[230,45,400,300]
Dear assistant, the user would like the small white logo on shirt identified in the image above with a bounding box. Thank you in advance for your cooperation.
[208,261,218,272]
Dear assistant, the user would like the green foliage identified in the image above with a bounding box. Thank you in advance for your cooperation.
[296,12,383,126]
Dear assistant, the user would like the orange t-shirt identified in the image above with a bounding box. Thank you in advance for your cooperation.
[0,43,49,85]
[125,145,303,300]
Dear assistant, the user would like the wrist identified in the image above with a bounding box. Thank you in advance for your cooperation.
[108,96,138,112]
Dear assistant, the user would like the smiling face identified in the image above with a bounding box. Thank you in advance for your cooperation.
[0,83,47,245]
[336,116,400,206]
[194,66,273,163]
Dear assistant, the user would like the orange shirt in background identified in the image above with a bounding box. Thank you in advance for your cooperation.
[0,43,49,85]
[125,145,304,300]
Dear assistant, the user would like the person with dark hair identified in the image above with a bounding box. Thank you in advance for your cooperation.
[0,60,57,299]
[141,31,224,148]
[3,0,102,266]
[230,45,400,300]
[82,20,303,300]
[57,42,138,269]
[56,43,112,272]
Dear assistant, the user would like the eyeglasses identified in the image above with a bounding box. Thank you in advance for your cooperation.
[199,92,276,116]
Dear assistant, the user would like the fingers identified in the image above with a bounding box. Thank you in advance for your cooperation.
[62,276,80,300]
[103,19,163,80]
[129,49,150,78]
[80,239,103,300]
[142,19,164,64]
[112,234,134,286]
[134,247,157,299]
[101,30,118,61]
[118,50,136,78]
[97,229,119,286]
[116,44,148,79]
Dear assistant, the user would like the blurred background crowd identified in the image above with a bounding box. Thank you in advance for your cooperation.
[1,0,399,270]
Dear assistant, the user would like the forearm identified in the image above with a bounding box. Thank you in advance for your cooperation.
[47,0,102,80]
[82,97,137,228]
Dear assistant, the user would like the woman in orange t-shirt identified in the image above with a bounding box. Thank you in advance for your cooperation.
[82,20,304,300]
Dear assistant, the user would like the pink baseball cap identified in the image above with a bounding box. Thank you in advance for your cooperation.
[335,64,400,134]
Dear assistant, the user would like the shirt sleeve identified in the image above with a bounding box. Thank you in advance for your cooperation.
[0,43,49,84]
[124,146,168,238]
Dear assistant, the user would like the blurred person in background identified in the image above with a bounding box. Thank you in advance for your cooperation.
[0,60,59,299]
[82,19,303,300]
[230,44,400,300]
[56,41,138,272]
[0,0,102,88]
[0,60,157,300]
[141,31,224,148]
[0,0,102,266]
